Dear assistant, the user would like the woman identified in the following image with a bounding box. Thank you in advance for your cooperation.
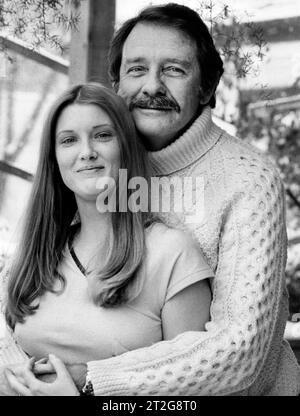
[1,83,212,395]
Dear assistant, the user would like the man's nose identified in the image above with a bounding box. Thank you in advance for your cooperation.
[141,70,166,96]
[79,140,97,160]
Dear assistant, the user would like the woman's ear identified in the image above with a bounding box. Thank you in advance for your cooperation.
[112,81,120,93]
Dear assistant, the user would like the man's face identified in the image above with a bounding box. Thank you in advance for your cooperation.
[118,23,202,151]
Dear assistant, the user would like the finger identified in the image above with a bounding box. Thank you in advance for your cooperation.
[12,365,47,395]
[35,357,48,365]
[10,358,35,379]
[28,357,36,370]
[20,366,43,388]
[33,362,55,375]
[4,369,33,396]
[7,359,34,383]
[10,360,43,389]
[36,372,57,383]
[48,354,72,380]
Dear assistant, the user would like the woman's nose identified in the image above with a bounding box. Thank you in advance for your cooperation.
[79,140,97,160]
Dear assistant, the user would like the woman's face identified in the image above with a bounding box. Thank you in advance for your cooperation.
[55,103,121,203]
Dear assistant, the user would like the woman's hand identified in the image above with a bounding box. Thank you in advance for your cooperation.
[0,364,24,396]
[30,357,57,383]
[34,359,87,390]
[4,354,79,396]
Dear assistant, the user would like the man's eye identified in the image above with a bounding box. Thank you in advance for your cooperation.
[164,66,185,75]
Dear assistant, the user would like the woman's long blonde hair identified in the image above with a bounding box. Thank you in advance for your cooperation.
[5,83,154,328]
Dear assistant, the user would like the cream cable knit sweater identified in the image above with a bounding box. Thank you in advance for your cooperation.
[0,107,300,395]
[87,107,300,396]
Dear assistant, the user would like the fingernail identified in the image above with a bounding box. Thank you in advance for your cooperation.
[29,357,35,368]
[36,357,47,363]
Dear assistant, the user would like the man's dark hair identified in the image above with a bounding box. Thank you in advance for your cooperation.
[108,3,224,108]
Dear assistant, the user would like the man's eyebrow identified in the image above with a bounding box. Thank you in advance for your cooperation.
[165,58,193,68]
[123,57,193,68]
[92,124,114,129]
[123,57,147,65]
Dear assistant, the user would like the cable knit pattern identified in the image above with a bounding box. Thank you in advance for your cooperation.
[0,265,28,377]
[87,107,300,396]
[0,330,28,367]
[0,107,299,395]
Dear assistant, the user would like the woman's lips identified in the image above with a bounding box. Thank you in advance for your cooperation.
[77,166,104,172]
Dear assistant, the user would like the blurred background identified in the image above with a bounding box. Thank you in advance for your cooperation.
[0,0,299,338]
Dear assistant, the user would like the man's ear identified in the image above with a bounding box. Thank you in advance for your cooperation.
[198,74,221,106]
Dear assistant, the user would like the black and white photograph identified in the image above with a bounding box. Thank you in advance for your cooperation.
[0,0,300,399]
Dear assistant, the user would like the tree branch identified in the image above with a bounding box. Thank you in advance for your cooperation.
[286,188,300,210]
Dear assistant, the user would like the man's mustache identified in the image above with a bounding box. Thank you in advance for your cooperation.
[129,96,180,113]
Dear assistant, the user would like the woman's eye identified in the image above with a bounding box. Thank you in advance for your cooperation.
[61,136,76,145]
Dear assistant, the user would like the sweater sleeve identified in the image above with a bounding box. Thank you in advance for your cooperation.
[87,164,288,396]
[0,258,29,368]
[0,329,29,367]
[0,329,29,396]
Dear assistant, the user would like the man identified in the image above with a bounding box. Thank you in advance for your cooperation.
[80,3,300,395]
[3,3,300,396]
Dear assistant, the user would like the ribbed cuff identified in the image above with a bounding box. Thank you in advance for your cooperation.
[87,361,133,396]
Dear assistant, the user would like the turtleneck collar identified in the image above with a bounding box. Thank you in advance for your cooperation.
[147,106,223,175]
